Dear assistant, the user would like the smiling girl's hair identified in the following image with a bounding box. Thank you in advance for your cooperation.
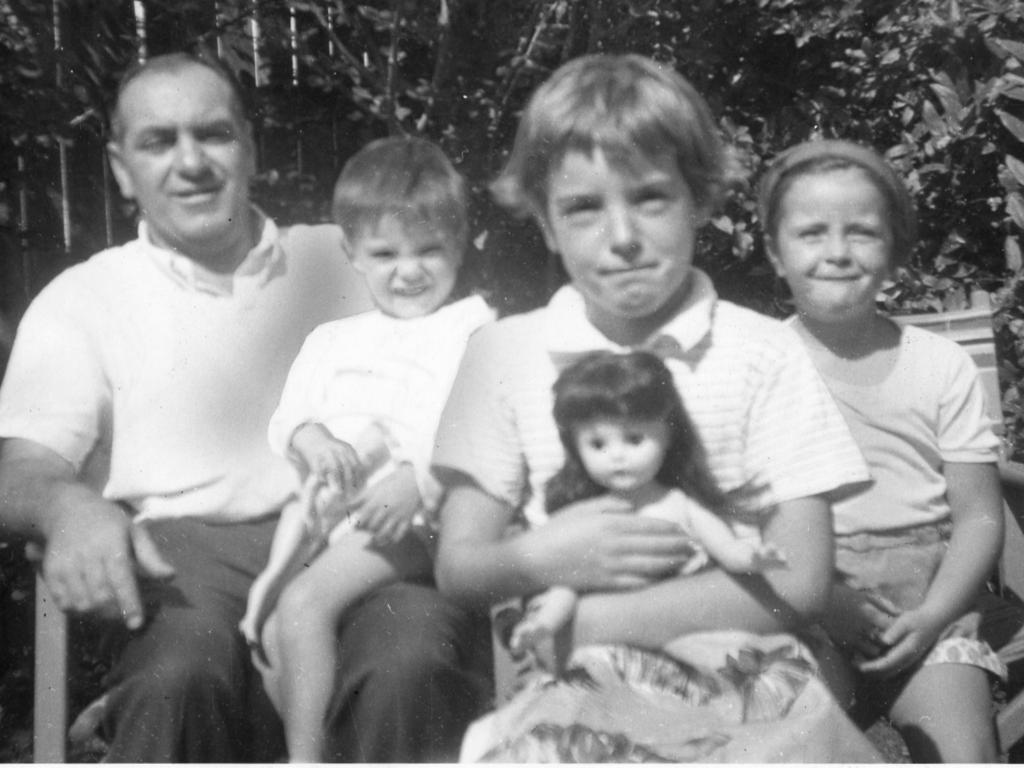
[544,350,729,514]
[491,54,738,224]
[758,139,918,267]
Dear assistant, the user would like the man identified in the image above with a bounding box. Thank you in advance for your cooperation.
[0,52,490,762]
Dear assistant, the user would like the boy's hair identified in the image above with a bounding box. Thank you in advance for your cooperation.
[109,52,249,143]
[758,139,918,267]
[544,350,729,514]
[332,136,469,247]
[491,54,729,221]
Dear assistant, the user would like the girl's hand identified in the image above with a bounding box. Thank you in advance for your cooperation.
[289,423,366,493]
[822,583,899,662]
[348,464,422,546]
[857,604,944,678]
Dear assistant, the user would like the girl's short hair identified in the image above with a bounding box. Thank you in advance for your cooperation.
[544,351,728,514]
[332,136,469,247]
[491,54,729,221]
[758,139,918,267]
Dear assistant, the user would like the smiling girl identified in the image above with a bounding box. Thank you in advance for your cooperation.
[761,139,1006,762]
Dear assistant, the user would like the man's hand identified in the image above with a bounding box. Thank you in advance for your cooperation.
[36,500,174,630]
[347,464,422,547]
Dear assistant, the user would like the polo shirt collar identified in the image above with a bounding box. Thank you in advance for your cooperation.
[544,268,717,358]
[139,209,280,295]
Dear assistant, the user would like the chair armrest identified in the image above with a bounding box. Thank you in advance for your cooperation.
[1001,461,1024,493]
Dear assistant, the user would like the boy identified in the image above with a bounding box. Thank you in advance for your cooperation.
[243,136,494,762]
[432,54,878,762]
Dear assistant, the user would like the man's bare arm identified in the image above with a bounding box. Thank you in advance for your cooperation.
[0,438,173,628]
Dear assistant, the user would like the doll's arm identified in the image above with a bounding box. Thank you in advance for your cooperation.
[684,503,786,574]
[571,496,830,650]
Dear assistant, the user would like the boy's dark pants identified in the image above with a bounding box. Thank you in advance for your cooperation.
[97,516,491,762]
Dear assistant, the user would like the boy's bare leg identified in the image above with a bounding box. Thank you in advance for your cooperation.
[270,528,432,762]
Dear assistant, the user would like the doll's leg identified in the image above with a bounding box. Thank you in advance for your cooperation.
[240,498,322,652]
[888,662,997,762]
[510,585,578,672]
[271,528,432,762]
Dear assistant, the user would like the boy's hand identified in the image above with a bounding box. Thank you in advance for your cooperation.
[856,604,944,678]
[347,464,422,547]
[289,423,365,494]
[520,497,697,591]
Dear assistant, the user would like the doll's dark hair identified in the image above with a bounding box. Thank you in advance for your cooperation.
[544,350,730,514]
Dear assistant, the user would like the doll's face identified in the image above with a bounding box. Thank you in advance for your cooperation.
[574,417,670,494]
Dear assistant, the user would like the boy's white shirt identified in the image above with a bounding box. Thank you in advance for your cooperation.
[268,294,495,514]
[433,270,870,528]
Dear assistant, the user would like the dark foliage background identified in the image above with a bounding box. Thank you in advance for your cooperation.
[1,0,1023,758]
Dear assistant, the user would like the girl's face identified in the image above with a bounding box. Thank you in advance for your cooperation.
[541,148,707,343]
[348,214,462,319]
[768,167,893,325]
[574,416,670,495]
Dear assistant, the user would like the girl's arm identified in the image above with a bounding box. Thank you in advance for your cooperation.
[860,461,1003,675]
[570,495,834,649]
[434,480,701,608]
[930,462,1004,616]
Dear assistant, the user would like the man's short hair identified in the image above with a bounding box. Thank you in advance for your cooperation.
[108,51,250,143]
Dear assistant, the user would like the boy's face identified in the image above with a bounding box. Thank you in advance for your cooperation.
[767,167,892,326]
[348,215,462,319]
[541,148,707,342]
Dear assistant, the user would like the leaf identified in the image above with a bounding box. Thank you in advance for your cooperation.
[930,82,962,117]
[1007,236,1023,272]
[998,110,1024,143]
[880,49,900,66]
[922,100,947,136]
[711,216,734,234]
[1009,193,1024,230]
[1008,155,1024,187]
[994,38,1024,64]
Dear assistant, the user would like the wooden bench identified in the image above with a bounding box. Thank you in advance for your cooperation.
[29,293,1024,760]
[892,293,1024,753]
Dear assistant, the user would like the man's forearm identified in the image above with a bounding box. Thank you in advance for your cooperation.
[0,440,100,541]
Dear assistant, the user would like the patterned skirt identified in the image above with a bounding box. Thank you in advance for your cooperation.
[461,630,882,763]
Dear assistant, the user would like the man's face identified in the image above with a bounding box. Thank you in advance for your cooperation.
[108,64,256,272]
